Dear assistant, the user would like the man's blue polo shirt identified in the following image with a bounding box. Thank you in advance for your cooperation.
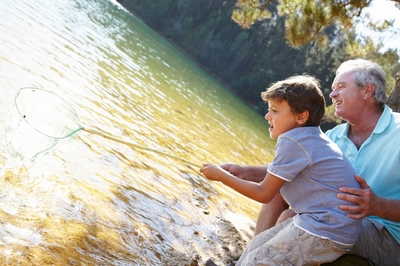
[326,105,400,243]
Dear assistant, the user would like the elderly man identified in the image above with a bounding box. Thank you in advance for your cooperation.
[220,59,400,265]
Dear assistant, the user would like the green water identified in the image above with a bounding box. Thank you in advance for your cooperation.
[0,0,275,264]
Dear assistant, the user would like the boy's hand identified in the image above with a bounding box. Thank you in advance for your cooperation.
[200,163,228,181]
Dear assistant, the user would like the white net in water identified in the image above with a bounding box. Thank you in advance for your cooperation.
[5,88,82,162]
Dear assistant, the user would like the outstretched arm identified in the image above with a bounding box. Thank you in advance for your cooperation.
[200,163,285,204]
[337,175,400,222]
[220,163,268,182]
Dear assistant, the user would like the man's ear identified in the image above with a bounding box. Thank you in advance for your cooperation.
[296,111,309,125]
[363,84,375,99]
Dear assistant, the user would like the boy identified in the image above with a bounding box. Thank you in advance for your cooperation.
[200,75,361,265]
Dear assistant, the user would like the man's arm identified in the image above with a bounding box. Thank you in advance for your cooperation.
[337,175,400,222]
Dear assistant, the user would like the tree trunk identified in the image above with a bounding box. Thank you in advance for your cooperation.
[387,72,400,112]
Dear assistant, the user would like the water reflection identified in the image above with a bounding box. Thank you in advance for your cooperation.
[0,0,275,264]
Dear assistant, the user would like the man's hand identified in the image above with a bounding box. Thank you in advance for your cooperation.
[220,163,268,182]
[337,175,379,219]
[220,163,243,178]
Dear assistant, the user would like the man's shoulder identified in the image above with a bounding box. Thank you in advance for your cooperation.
[385,109,400,132]
[383,105,400,125]
[392,111,400,123]
[325,123,347,139]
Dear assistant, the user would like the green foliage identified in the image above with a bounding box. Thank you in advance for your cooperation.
[233,0,400,53]
[232,0,272,29]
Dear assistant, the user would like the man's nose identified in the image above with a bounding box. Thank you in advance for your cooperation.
[329,88,337,98]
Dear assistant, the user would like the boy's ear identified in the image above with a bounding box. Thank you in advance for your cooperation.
[296,111,309,125]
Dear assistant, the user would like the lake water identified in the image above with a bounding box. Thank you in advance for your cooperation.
[0,0,275,264]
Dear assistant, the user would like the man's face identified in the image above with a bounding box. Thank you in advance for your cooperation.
[330,71,362,121]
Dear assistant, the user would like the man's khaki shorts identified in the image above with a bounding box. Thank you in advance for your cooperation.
[350,218,400,265]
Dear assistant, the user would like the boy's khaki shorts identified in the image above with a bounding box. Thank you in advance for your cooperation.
[237,217,350,265]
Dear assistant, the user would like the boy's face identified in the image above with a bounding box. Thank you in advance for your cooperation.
[264,99,302,139]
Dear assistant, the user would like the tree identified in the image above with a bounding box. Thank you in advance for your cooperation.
[232,0,400,48]
[232,0,400,112]
[387,72,400,112]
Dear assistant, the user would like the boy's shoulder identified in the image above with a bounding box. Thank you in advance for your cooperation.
[283,126,320,137]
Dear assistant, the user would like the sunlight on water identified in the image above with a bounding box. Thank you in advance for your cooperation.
[0,0,275,264]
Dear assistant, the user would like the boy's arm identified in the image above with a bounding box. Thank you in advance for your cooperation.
[220,163,268,182]
[201,163,285,204]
